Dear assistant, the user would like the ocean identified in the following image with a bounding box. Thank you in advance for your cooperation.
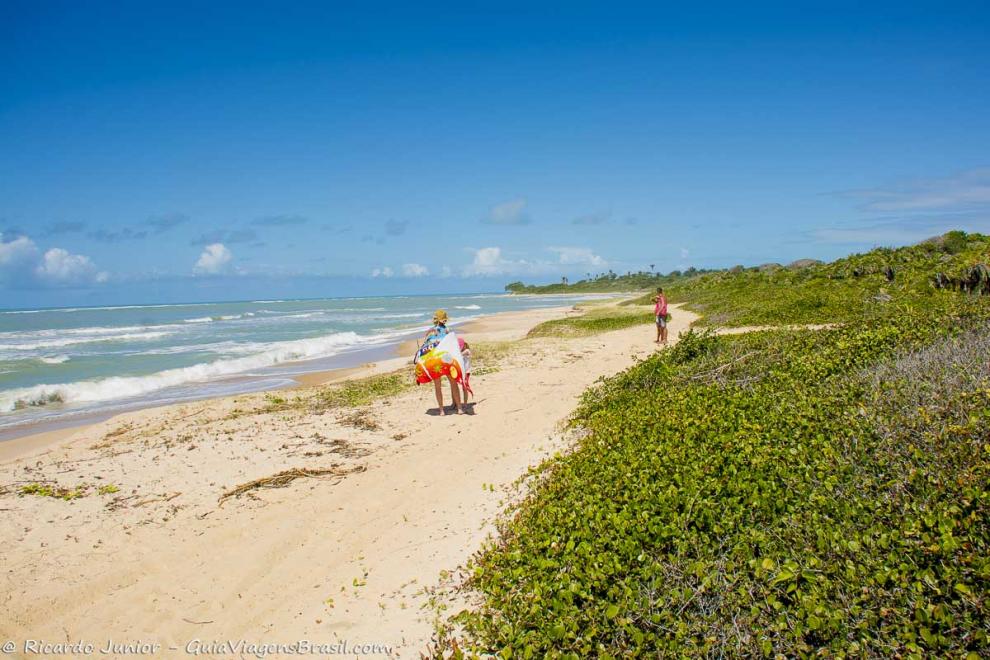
[0,293,600,439]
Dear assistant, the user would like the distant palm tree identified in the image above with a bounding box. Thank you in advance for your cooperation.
[650,263,655,272]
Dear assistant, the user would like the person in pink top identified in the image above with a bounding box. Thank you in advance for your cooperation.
[653,287,669,344]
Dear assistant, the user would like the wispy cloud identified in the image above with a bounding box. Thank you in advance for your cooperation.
[572,211,610,226]
[190,228,258,246]
[814,168,990,247]
[87,227,149,243]
[810,213,990,246]
[385,219,408,236]
[462,245,608,277]
[145,213,188,233]
[836,168,990,213]
[482,198,531,226]
[548,246,606,267]
[44,221,87,236]
[252,214,309,227]
[86,212,189,242]
[370,266,394,278]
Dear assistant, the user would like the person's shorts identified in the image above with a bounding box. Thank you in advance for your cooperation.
[655,314,666,328]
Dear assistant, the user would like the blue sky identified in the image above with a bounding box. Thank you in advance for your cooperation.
[1,1,989,308]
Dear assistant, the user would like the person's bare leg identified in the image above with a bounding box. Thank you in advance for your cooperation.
[449,376,463,413]
[655,322,661,343]
[662,323,668,344]
[433,378,445,415]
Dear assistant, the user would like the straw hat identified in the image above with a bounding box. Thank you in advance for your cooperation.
[433,309,448,324]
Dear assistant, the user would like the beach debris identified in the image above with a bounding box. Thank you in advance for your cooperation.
[132,491,181,507]
[89,424,135,449]
[317,437,371,458]
[339,409,381,431]
[218,465,366,505]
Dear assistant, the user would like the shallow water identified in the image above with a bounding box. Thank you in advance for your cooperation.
[0,293,600,438]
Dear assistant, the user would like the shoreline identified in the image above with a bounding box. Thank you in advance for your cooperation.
[0,304,579,463]
[0,296,686,655]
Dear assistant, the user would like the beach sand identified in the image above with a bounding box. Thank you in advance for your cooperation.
[0,301,696,657]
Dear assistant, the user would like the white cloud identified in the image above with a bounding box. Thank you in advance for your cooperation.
[1,233,108,287]
[680,247,690,259]
[548,246,606,267]
[371,266,394,278]
[463,246,608,277]
[36,248,108,284]
[464,247,511,275]
[838,168,990,213]
[193,243,233,275]
[402,263,429,277]
[0,234,39,272]
[439,265,453,278]
[482,198,531,225]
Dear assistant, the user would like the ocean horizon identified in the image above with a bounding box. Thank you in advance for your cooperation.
[0,291,604,439]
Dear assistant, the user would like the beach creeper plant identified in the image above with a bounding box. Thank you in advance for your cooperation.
[440,238,990,657]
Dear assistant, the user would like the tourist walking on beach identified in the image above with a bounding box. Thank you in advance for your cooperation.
[417,309,464,415]
[653,287,668,344]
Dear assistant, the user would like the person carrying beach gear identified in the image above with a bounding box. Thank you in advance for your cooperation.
[457,335,472,402]
[414,309,466,415]
[416,309,449,359]
[653,287,669,344]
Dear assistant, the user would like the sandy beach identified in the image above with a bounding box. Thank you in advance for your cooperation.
[0,301,696,657]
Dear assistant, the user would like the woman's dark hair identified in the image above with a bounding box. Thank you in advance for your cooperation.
[657,287,663,293]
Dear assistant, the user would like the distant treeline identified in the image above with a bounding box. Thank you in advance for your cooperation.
[507,230,990,303]
[504,267,717,294]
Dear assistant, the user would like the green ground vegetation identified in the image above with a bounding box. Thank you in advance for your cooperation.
[623,230,990,327]
[309,371,411,410]
[444,233,990,657]
[246,370,413,417]
[526,304,655,339]
[19,482,120,500]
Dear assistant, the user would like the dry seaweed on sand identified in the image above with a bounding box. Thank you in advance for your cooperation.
[218,465,367,504]
[339,409,382,431]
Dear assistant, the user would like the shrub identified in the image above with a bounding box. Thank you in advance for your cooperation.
[451,299,990,656]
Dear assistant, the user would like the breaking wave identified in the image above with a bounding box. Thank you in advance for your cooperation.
[0,331,174,352]
[0,330,364,412]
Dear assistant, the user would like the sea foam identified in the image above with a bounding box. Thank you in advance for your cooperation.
[0,330,364,412]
